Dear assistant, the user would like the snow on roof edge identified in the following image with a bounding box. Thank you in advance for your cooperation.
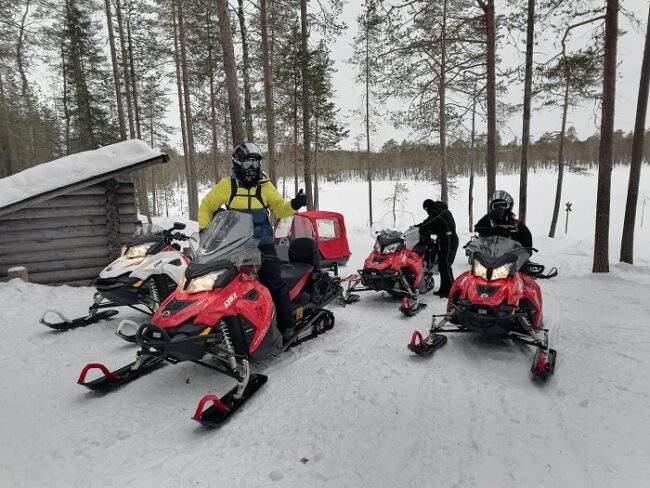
[0,140,167,212]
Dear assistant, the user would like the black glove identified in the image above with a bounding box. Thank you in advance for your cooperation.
[291,189,307,210]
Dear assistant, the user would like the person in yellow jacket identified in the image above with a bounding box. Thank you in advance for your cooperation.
[198,142,306,341]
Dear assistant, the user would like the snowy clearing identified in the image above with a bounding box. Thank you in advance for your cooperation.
[1,167,649,488]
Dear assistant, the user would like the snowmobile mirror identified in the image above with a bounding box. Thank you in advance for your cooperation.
[173,222,186,230]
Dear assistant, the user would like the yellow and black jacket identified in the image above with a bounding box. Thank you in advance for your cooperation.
[198,174,295,245]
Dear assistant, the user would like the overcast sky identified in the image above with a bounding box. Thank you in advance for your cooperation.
[328,0,650,151]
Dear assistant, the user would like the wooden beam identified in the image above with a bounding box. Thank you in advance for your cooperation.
[0,247,109,266]
[28,266,107,284]
[0,215,108,232]
[0,256,110,276]
[0,235,108,255]
[0,225,109,243]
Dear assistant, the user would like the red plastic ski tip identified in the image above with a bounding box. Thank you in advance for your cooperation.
[536,353,547,372]
[77,363,119,384]
[410,331,425,346]
[193,394,230,420]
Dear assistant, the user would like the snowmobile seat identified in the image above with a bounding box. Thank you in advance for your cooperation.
[288,237,320,266]
[280,238,318,299]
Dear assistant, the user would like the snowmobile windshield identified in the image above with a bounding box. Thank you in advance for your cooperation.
[195,211,261,268]
[466,236,531,270]
[125,223,165,246]
[403,226,421,251]
[373,229,404,255]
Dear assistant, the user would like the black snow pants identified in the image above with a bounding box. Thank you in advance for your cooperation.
[437,233,459,295]
[258,244,294,332]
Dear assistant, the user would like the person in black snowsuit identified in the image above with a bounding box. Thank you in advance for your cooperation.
[475,190,533,248]
[415,199,459,298]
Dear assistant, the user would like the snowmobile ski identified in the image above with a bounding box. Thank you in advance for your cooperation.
[399,297,427,316]
[40,309,119,330]
[407,330,448,356]
[530,348,557,380]
[77,356,165,392]
[193,374,268,427]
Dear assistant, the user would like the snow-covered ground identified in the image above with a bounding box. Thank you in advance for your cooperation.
[1,167,649,488]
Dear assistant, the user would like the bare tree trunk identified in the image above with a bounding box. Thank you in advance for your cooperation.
[365,6,373,224]
[237,0,255,141]
[126,1,142,139]
[171,0,192,219]
[261,0,277,185]
[115,0,134,137]
[293,73,299,195]
[16,0,31,100]
[549,67,570,238]
[313,113,319,209]
[485,0,497,198]
[593,0,619,273]
[439,0,449,204]
[469,81,477,232]
[206,4,220,181]
[300,0,313,209]
[177,0,198,220]
[61,47,71,152]
[216,0,245,145]
[105,0,127,140]
[519,0,535,223]
[0,72,15,177]
[620,3,650,264]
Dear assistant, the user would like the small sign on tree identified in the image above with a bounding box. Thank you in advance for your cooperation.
[565,202,573,234]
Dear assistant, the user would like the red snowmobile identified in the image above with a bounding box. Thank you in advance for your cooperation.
[408,235,558,379]
[343,225,436,316]
[77,210,343,426]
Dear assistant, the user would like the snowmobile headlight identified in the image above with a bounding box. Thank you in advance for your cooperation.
[184,269,229,294]
[121,242,155,260]
[490,263,514,281]
[381,242,403,254]
[472,261,488,279]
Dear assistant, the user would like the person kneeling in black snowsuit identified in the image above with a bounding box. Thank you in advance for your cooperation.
[475,190,533,248]
[415,199,459,298]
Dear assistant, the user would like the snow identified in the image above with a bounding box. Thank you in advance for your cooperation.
[1,167,650,487]
[0,140,164,210]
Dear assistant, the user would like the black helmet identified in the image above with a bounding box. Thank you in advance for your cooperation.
[423,199,447,214]
[488,190,514,223]
[232,142,263,184]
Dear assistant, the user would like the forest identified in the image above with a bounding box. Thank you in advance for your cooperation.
[0,0,647,270]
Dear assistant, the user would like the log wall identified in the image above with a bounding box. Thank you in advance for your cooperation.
[0,179,139,285]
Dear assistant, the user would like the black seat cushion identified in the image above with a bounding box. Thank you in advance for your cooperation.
[289,238,320,266]
[281,263,313,298]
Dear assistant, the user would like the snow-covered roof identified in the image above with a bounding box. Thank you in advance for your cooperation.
[0,140,167,216]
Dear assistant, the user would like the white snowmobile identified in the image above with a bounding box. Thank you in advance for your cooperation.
[40,222,195,332]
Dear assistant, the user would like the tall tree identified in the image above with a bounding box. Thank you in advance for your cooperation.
[176,0,198,220]
[593,0,618,273]
[518,0,535,223]
[105,0,127,140]
[260,0,277,185]
[216,0,244,145]
[483,0,497,198]
[540,19,603,238]
[300,0,313,209]
[237,0,254,141]
[620,4,650,264]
